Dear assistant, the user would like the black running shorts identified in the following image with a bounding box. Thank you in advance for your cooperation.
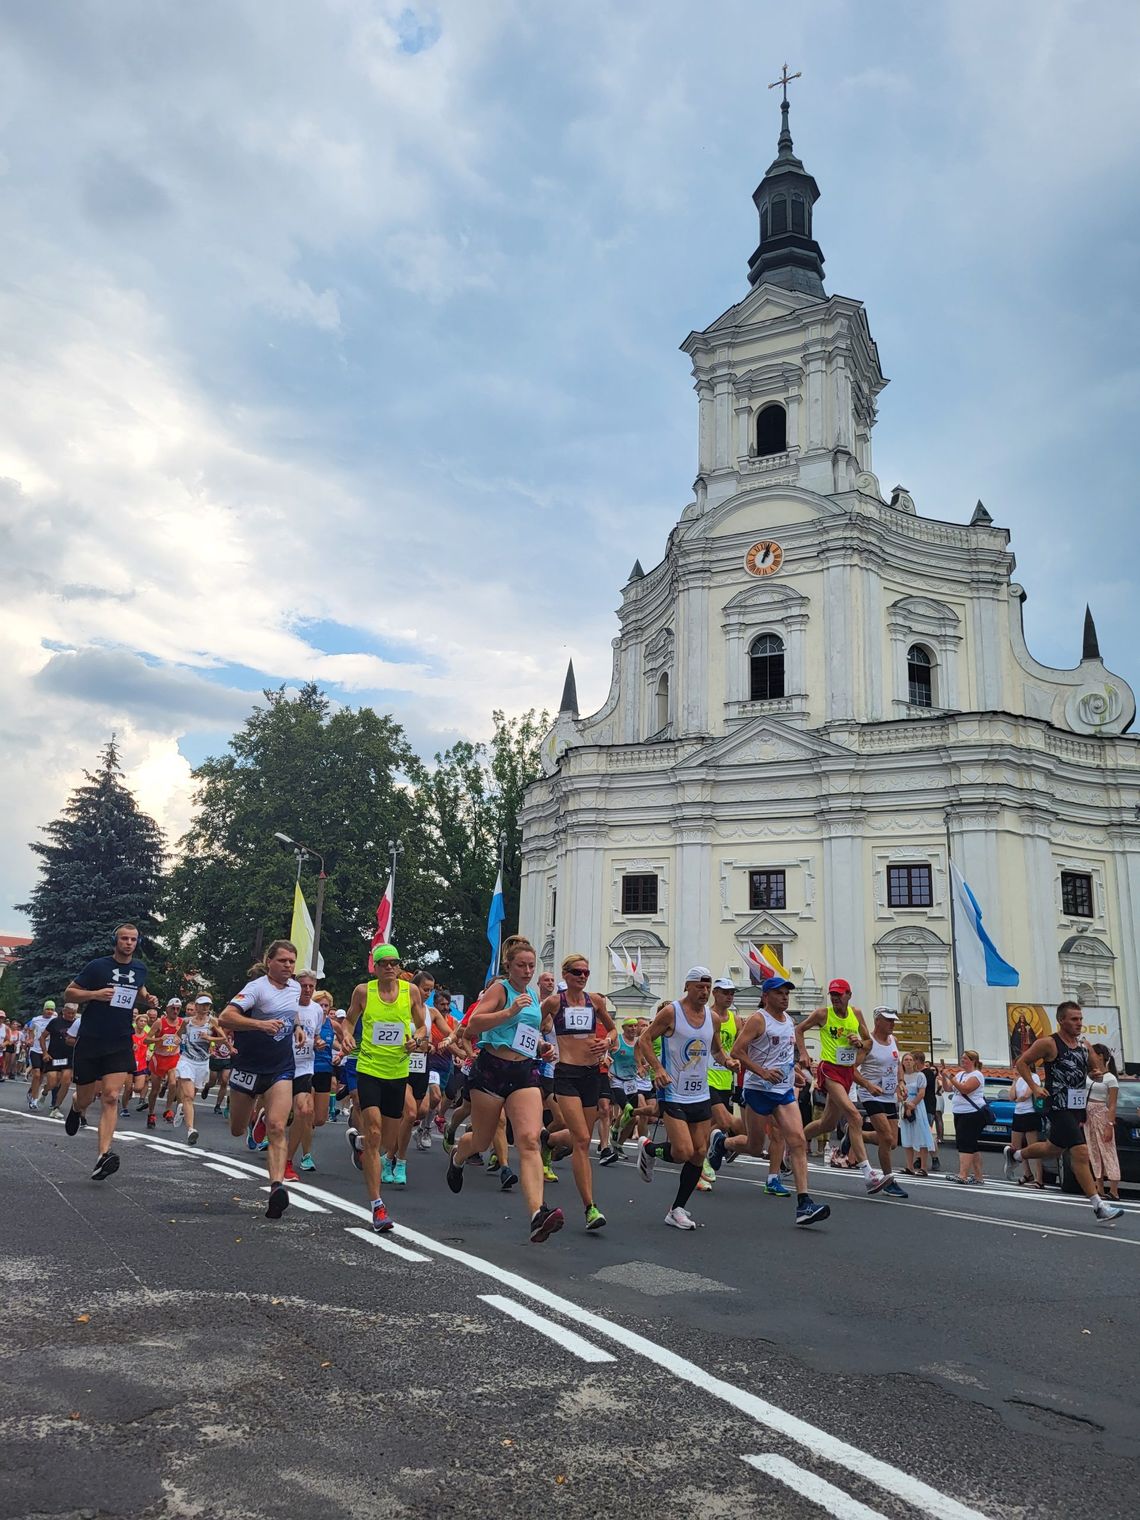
[72,1044,134,1087]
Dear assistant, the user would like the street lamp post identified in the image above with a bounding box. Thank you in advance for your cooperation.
[274,831,327,974]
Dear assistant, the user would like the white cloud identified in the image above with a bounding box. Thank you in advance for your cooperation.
[1,0,1138,931]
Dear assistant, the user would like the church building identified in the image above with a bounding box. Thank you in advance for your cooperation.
[519,89,1139,1063]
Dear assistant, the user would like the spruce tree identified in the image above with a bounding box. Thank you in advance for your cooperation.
[16,739,166,1007]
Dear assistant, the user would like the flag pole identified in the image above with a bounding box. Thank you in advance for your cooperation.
[944,812,966,1057]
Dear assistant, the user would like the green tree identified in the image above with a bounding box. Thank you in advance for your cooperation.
[414,708,547,995]
[16,739,166,1006]
[165,685,435,1006]
[0,962,27,1020]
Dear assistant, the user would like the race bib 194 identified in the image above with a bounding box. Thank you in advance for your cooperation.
[110,986,137,1011]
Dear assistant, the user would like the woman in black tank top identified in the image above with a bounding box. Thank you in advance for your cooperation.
[539,954,615,1231]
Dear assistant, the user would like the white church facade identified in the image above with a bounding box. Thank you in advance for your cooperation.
[519,92,1140,1064]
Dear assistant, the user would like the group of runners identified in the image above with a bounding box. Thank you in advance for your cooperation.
[2,924,1125,1231]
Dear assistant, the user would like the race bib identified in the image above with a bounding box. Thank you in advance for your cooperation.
[835,1046,857,1067]
[52,1057,67,1068]
[1067,1088,1087,1111]
[760,1061,794,1089]
[562,1009,593,1033]
[371,1022,404,1046]
[229,1068,257,1092]
[408,1052,427,1074]
[679,1074,706,1095]
[511,1023,539,1059]
[110,985,138,1011]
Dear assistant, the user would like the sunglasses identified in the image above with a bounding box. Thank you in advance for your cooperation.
[566,967,590,977]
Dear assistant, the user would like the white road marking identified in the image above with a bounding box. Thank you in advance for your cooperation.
[744,1453,887,1519]
[481,1293,616,1362]
[344,1225,430,1262]
[260,1186,328,1214]
[203,1162,249,1180]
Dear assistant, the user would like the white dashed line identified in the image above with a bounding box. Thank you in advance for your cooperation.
[480,1294,615,1363]
[744,1453,887,1519]
[259,1185,328,1214]
[344,1225,430,1261]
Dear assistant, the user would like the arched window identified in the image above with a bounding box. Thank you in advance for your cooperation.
[756,403,787,457]
[907,645,934,707]
[750,633,785,701]
[770,196,788,235]
[655,672,670,732]
[791,194,806,234]
[760,203,769,241]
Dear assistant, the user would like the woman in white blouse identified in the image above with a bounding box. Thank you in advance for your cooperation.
[940,1051,987,1184]
[1085,1044,1121,1202]
[1011,1065,1045,1188]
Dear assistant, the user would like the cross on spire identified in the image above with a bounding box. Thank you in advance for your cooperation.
[768,62,802,107]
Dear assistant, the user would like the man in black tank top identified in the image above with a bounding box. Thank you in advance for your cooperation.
[1005,1001,1122,1222]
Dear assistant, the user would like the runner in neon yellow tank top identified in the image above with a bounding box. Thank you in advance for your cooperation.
[706,978,744,1191]
[797,978,891,1193]
[342,945,428,1233]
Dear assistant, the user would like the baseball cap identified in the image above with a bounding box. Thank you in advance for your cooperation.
[42,1000,56,1011]
[828,978,852,995]
[761,975,796,993]
[167,998,182,1008]
[873,1006,900,1021]
[684,966,713,983]
[712,977,736,991]
[195,995,213,1006]
[373,943,401,963]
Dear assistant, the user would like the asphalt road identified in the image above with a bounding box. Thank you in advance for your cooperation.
[2,1084,1137,1520]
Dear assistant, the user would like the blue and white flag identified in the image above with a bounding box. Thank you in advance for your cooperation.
[950,861,1019,987]
[485,869,506,986]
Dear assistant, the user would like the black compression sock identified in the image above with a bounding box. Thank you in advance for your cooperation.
[797,1193,809,1205]
[673,1161,701,1210]
[648,1142,674,1162]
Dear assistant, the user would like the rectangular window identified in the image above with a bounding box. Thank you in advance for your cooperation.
[621,874,658,916]
[748,870,787,910]
[1060,871,1094,918]
[550,886,557,928]
[887,864,933,909]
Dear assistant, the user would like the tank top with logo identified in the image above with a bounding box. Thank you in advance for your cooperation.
[742,1010,797,1095]
[660,1002,713,1105]
[819,1006,862,1067]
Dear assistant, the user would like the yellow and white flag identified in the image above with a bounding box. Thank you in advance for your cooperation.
[290,883,325,979]
[760,944,790,980]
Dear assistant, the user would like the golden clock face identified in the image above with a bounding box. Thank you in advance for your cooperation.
[745,540,783,577]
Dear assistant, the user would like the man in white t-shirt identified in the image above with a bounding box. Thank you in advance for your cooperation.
[26,1004,56,1108]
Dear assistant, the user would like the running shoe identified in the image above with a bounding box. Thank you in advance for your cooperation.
[414,1125,431,1152]
[795,1197,831,1227]
[245,1117,259,1150]
[135,1099,148,1111]
[146,1115,156,1130]
[1095,1200,1125,1223]
[213,1103,224,1115]
[499,1166,518,1192]
[723,1145,739,1165]
[371,1200,394,1233]
[251,1111,268,1147]
[466,1153,484,1167]
[882,1178,909,1199]
[50,1106,64,1119]
[346,1127,364,1171]
[542,1164,559,1183]
[163,1109,175,1125]
[91,1151,120,1182]
[381,1155,395,1185]
[446,1158,464,1194]
[701,1158,716,1186]
[930,1155,942,1171]
[529,1204,564,1244]
[434,1114,446,1132]
[597,1145,620,1166]
[120,1106,130,1118]
[299,1153,316,1172]
[283,1161,300,1181]
[707,1128,727,1171]
[865,1170,890,1194]
[26,1092,36,1110]
[585,1204,607,1230]
[187,1129,200,1148]
[696,1177,712,1192]
[664,1205,697,1230]
[442,1128,456,1153]
[551,1144,572,1164]
[637,1137,655,1183]
[485,1157,501,1175]
[764,1176,791,1197]
[1001,1144,1018,1182]
[265,1182,290,1219]
[393,1160,407,1187]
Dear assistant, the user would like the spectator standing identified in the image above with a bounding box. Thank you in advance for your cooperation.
[1085,1044,1121,1203]
[899,1053,935,1175]
[941,1052,987,1184]
[1011,1066,1045,1187]
[920,1051,943,1170]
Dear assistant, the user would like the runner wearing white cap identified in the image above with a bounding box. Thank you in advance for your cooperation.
[635,967,727,1230]
[857,1008,909,1198]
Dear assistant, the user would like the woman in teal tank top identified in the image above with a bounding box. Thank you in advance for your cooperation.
[445,939,564,1244]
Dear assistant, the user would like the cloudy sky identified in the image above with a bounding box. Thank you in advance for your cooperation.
[2,0,1138,929]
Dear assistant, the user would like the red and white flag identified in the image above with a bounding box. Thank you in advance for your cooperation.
[744,941,777,986]
[371,873,394,952]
